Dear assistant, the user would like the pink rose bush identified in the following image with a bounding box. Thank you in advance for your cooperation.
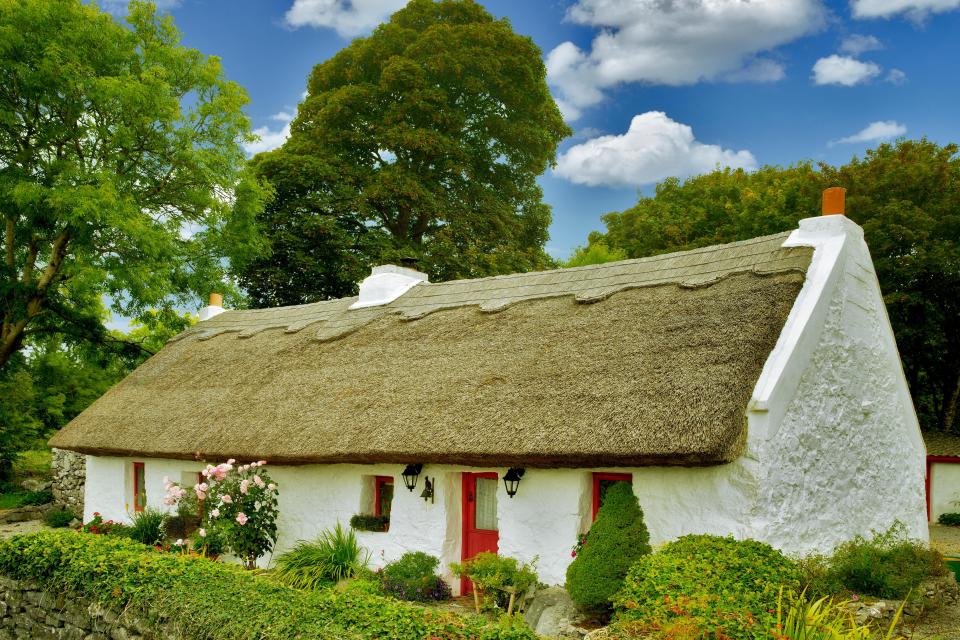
[163,459,279,569]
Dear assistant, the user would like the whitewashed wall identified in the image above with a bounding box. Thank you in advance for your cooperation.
[746,215,928,552]
[84,457,761,587]
[930,461,960,521]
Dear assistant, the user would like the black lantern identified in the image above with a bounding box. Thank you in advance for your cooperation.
[401,464,423,492]
[420,477,435,503]
[503,468,525,498]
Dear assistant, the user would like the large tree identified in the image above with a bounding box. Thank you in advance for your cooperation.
[586,139,960,434]
[0,0,265,371]
[238,0,570,305]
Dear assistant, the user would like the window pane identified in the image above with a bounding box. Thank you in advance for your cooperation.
[134,464,146,511]
[378,481,393,518]
[474,477,498,531]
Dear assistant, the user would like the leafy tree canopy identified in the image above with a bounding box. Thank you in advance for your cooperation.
[0,0,266,371]
[587,139,960,434]
[0,307,193,470]
[237,0,570,306]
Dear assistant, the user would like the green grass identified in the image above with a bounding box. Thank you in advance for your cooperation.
[0,492,28,510]
[13,449,52,479]
[946,558,960,581]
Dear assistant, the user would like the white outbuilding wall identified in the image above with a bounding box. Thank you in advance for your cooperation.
[929,460,960,521]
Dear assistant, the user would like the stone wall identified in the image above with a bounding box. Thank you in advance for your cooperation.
[843,574,960,627]
[0,575,163,640]
[51,449,85,516]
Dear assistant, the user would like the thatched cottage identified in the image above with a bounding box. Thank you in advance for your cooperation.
[50,189,928,587]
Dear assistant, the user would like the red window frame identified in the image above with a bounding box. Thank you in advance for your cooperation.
[133,462,146,512]
[374,476,394,517]
[592,472,632,520]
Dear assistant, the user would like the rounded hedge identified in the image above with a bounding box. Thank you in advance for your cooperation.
[612,534,799,639]
[565,482,651,613]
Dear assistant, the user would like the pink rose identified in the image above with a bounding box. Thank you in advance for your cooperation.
[268,483,276,491]
[253,475,265,488]
[209,508,220,518]
[198,528,207,537]
[240,479,251,495]
[236,512,248,525]
[222,494,232,504]
[257,460,267,466]
[227,459,236,465]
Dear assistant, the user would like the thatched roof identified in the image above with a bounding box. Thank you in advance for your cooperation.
[925,432,960,458]
[51,233,812,467]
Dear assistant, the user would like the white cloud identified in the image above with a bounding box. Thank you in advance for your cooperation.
[546,0,825,121]
[840,34,883,54]
[886,68,908,84]
[835,120,907,144]
[554,112,756,188]
[243,111,293,156]
[851,0,960,19]
[284,0,407,37]
[812,55,881,85]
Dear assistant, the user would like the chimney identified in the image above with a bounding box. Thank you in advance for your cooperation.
[822,187,846,216]
[198,292,226,321]
[349,264,428,309]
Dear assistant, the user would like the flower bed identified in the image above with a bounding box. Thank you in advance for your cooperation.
[0,531,536,640]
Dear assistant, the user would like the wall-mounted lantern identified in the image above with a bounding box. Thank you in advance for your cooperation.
[420,477,435,504]
[503,468,525,498]
[401,464,423,492]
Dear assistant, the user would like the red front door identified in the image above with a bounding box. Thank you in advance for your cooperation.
[461,472,499,594]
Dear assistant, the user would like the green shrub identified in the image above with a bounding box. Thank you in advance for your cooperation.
[19,489,53,506]
[128,508,166,546]
[350,513,390,532]
[803,522,947,599]
[0,531,537,640]
[451,551,538,613]
[938,512,960,526]
[43,508,76,528]
[612,534,800,640]
[163,513,201,539]
[566,482,650,613]
[0,481,18,494]
[380,552,451,602]
[273,523,371,589]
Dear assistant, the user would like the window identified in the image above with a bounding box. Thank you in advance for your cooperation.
[374,476,394,518]
[474,476,498,531]
[592,472,632,520]
[133,462,146,512]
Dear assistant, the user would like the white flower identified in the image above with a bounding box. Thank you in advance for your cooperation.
[210,508,220,518]
[198,528,207,537]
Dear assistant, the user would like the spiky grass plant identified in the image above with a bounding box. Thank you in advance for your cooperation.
[272,523,370,590]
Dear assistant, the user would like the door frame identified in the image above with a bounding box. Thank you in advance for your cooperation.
[461,471,499,594]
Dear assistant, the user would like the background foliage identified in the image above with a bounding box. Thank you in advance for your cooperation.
[236,0,570,306]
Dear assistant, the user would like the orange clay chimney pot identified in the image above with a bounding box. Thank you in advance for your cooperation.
[822,187,846,216]
[209,292,223,307]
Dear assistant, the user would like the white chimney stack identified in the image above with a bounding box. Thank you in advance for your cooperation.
[350,264,428,309]
[198,292,225,321]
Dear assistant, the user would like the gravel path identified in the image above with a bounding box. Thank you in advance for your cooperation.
[0,518,50,539]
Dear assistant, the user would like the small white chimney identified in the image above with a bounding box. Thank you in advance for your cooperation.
[198,292,225,321]
[350,264,428,309]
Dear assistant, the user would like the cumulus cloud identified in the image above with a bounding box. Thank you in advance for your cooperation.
[840,34,883,55]
[243,111,293,156]
[553,112,756,188]
[284,0,407,36]
[851,0,960,19]
[546,0,825,120]
[886,68,908,84]
[835,120,907,144]
[812,55,881,85]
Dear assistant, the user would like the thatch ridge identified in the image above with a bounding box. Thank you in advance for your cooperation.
[50,234,813,467]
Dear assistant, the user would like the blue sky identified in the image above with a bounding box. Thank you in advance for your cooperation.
[102,0,960,261]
